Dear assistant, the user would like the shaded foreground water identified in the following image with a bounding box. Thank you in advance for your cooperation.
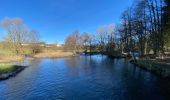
[0,55,170,100]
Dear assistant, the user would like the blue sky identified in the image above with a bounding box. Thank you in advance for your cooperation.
[0,0,133,43]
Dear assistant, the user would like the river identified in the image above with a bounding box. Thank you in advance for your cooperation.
[0,55,170,100]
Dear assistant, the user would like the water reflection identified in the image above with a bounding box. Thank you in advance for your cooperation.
[0,55,170,100]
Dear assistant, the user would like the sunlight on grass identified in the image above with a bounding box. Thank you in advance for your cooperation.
[0,63,15,74]
[0,49,14,55]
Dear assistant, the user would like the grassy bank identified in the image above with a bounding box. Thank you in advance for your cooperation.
[0,63,26,80]
[0,48,24,63]
[0,46,74,62]
[133,59,170,78]
[33,50,74,58]
[0,63,19,74]
[0,55,24,63]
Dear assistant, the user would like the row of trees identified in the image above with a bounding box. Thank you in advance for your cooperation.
[64,24,117,54]
[119,0,170,56]
[64,30,91,53]
[65,0,170,57]
[0,18,40,55]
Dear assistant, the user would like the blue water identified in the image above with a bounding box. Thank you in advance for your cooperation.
[0,55,170,100]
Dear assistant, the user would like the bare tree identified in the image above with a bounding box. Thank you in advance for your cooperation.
[95,24,113,53]
[64,30,80,53]
[29,30,40,54]
[0,18,28,54]
[81,32,90,53]
[0,18,40,55]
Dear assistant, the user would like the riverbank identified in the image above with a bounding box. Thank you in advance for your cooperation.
[33,50,74,58]
[131,59,170,78]
[0,50,74,63]
[0,63,26,80]
[0,50,75,80]
[0,55,24,63]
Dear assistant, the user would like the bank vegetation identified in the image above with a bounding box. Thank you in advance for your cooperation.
[0,0,169,78]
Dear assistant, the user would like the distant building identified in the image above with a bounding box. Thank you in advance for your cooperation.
[20,42,64,48]
[56,44,63,47]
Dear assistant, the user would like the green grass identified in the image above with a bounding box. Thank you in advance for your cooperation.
[0,63,19,74]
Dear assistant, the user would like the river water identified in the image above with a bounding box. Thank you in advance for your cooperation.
[0,55,170,100]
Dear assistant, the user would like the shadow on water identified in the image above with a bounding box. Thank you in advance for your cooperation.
[0,55,170,100]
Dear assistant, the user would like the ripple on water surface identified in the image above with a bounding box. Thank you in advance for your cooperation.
[0,55,170,100]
